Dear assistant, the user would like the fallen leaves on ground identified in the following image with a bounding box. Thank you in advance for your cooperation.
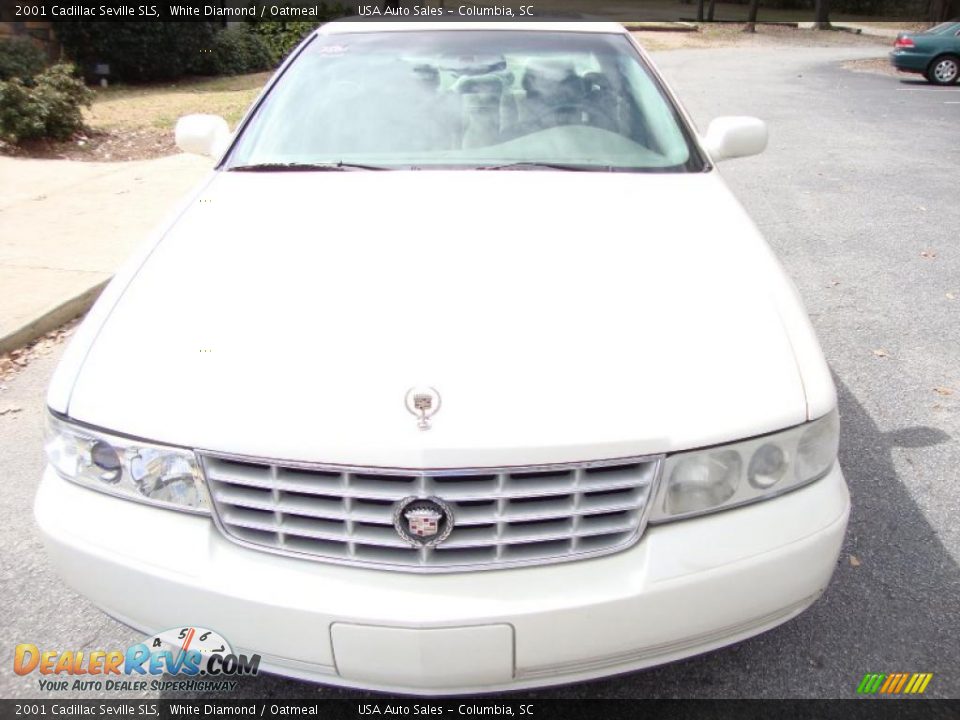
[934,387,954,397]
[0,128,175,162]
[920,250,937,259]
[849,554,861,567]
[872,349,889,358]
[841,57,901,77]
[0,318,79,382]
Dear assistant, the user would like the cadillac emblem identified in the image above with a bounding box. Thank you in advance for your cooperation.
[393,496,454,547]
[404,386,441,431]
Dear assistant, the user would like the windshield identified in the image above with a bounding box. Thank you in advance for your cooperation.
[226,30,704,172]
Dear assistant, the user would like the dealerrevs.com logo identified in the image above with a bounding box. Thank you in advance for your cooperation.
[14,627,261,692]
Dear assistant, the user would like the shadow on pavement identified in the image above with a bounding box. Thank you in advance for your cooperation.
[897,78,960,89]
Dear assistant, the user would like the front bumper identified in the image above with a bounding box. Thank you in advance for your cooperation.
[35,464,849,694]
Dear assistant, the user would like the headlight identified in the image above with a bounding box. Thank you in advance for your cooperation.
[664,449,740,516]
[45,413,210,513]
[651,409,838,522]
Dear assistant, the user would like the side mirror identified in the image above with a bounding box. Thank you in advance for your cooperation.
[175,114,231,157]
[702,116,768,162]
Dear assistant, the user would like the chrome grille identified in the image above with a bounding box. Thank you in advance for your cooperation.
[201,453,662,572]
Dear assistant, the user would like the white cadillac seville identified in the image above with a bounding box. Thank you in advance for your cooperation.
[37,21,849,693]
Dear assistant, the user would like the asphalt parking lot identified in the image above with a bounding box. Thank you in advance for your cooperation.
[1,44,958,700]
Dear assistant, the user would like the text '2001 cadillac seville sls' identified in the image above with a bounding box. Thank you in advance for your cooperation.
[36,21,849,694]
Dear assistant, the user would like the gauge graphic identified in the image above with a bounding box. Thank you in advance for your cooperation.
[147,627,233,673]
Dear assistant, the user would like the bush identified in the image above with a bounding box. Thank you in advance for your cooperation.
[246,21,318,63]
[247,4,347,62]
[56,22,218,82]
[0,36,47,82]
[192,26,275,76]
[0,64,93,143]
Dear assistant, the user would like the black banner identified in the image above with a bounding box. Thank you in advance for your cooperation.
[2,700,959,720]
[0,0,945,23]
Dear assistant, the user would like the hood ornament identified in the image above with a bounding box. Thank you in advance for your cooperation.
[404,386,441,431]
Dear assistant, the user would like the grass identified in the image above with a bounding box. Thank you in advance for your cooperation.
[85,72,271,133]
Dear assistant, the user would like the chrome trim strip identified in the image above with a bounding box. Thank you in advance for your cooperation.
[199,449,661,476]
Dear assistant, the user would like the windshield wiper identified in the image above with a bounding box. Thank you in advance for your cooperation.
[477,161,605,172]
[228,162,390,172]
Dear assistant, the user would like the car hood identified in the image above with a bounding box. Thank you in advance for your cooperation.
[65,170,813,467]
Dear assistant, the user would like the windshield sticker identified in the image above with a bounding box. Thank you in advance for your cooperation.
[316,44,348,56]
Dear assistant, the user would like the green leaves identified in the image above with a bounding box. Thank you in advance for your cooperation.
[0,37,47,83]
[0,64,93,143]
[245,3,347,63]
[56,22,219,82]
[192,26,275,77]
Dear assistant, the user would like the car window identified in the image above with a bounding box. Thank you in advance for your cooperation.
[226,30,703,172]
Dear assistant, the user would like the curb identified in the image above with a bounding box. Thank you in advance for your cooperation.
[623,22,699,32]
[0,280,108,356]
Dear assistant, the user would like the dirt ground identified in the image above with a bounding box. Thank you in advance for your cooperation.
[631,23,891,51]
[0,128,176,162]
[842,56,903,77]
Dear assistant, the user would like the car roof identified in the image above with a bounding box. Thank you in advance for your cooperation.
[929,20,960,30]
[318,21,629,36]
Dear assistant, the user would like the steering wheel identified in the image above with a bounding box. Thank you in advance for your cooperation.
[532,102,614,130]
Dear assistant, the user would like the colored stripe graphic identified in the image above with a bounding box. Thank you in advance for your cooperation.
[857,673,932,695]
[912,674,933,694]
[857,673,885,694]
[879,674,897,693]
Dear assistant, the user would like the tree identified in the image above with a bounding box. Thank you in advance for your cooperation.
[928,0,960,21]
[56,22,218,82]
[813,0,831,30]
[744,0,761,32]
[696,0,705,22]
[707,0,717,21]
